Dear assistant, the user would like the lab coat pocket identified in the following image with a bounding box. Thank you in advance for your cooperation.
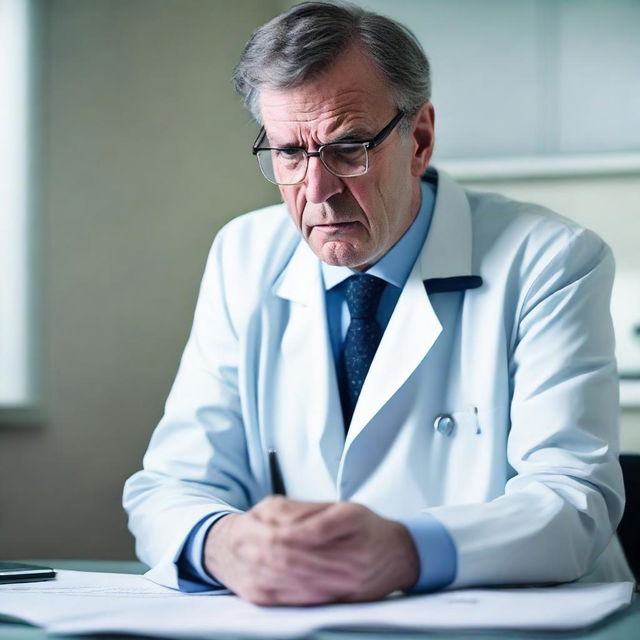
[431,404,509,505]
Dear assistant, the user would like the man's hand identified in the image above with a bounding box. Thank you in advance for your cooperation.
[203,497,419,605]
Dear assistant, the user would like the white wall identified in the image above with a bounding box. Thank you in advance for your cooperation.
[355,0,640,160]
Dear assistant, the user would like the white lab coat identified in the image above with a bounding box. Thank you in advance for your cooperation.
[123,169,632,590]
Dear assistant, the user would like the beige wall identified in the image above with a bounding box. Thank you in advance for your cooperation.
[0,0,281,560]
[0,1,638,561]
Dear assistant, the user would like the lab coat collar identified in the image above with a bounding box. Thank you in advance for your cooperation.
[272,235,320,305]
[418,168,473,281]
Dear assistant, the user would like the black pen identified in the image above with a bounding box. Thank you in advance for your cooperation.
[268,449,287,495]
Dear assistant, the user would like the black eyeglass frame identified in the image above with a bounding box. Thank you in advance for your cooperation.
[251,110,406,184]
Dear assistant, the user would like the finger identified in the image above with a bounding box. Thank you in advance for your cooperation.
[252,553,359,606]
[278,501,371,546]
[251,496,333,526]
[239,532,358,605]
[242,519,353,579]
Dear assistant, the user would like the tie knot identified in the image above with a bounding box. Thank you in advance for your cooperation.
[344,275,386,320]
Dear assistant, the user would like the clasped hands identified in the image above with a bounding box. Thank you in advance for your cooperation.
[204,496,419,605]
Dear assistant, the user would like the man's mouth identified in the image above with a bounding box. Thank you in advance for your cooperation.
[313,221,358,233]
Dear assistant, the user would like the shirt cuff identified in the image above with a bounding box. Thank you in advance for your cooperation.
[176,511,234,592]
[400,513,457,592]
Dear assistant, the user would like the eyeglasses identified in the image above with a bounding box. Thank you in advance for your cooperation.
[252,110,405,186]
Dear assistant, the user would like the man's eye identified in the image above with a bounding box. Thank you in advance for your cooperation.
[330,144,362,157]
[276,148,302,159]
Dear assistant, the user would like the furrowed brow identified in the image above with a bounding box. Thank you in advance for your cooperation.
[266,138,305,149]
[261,130,304,149]
[329,127,371,143]
[265,126,371,148]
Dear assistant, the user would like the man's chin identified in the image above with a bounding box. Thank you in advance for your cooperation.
[313,240,370,271]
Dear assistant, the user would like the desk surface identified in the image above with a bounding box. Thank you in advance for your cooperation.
[1,561,638,640]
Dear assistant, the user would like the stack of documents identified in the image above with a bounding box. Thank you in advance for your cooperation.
[0,570,634,638]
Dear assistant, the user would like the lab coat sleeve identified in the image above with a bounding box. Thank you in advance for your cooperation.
[123,228,261,590]
[428,227,625,587]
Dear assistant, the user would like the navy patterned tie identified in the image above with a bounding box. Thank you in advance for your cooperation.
[340,275,386,428]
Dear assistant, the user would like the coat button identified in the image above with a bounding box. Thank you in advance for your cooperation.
[434,414,455,436]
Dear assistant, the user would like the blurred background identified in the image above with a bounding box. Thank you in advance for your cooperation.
[0,0,639,561]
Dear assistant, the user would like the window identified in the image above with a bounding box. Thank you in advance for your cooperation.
[0,0,37,413]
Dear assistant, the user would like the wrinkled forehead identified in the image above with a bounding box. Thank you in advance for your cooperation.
[258,45,395,144]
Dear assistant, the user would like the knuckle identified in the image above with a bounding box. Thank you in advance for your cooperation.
[266,495,287,509]
[345,502,368,522]
[308,516,333,540]
[253,495,285,517]
[275,523,295,543]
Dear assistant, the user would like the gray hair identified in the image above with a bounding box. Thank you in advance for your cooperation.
[233,1,431,130]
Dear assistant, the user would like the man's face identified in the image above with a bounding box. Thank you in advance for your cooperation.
[259,46,435,271]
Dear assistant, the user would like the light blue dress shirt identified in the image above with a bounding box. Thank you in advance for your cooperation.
[178,178,457,593]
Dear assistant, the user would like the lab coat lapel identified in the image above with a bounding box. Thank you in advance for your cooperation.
[419,170,473,280]
[344,169,474,447]
[272,240,344,488]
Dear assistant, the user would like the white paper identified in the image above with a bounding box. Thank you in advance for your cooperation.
[0,570,633,639]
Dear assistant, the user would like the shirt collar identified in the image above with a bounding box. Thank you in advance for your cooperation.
[321,179,436,291]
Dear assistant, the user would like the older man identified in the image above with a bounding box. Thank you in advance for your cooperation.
[123,1,632,605]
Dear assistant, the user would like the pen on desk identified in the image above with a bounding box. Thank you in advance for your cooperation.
[268,449,287,496]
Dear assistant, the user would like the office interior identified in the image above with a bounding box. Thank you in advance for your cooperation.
[0,0,638,565]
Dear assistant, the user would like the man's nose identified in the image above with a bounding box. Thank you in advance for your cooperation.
[303,156,344,204]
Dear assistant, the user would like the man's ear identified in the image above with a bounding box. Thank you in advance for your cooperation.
[410,102,435,177]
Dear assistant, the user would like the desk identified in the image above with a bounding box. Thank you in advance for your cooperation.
[1,561,638,640]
